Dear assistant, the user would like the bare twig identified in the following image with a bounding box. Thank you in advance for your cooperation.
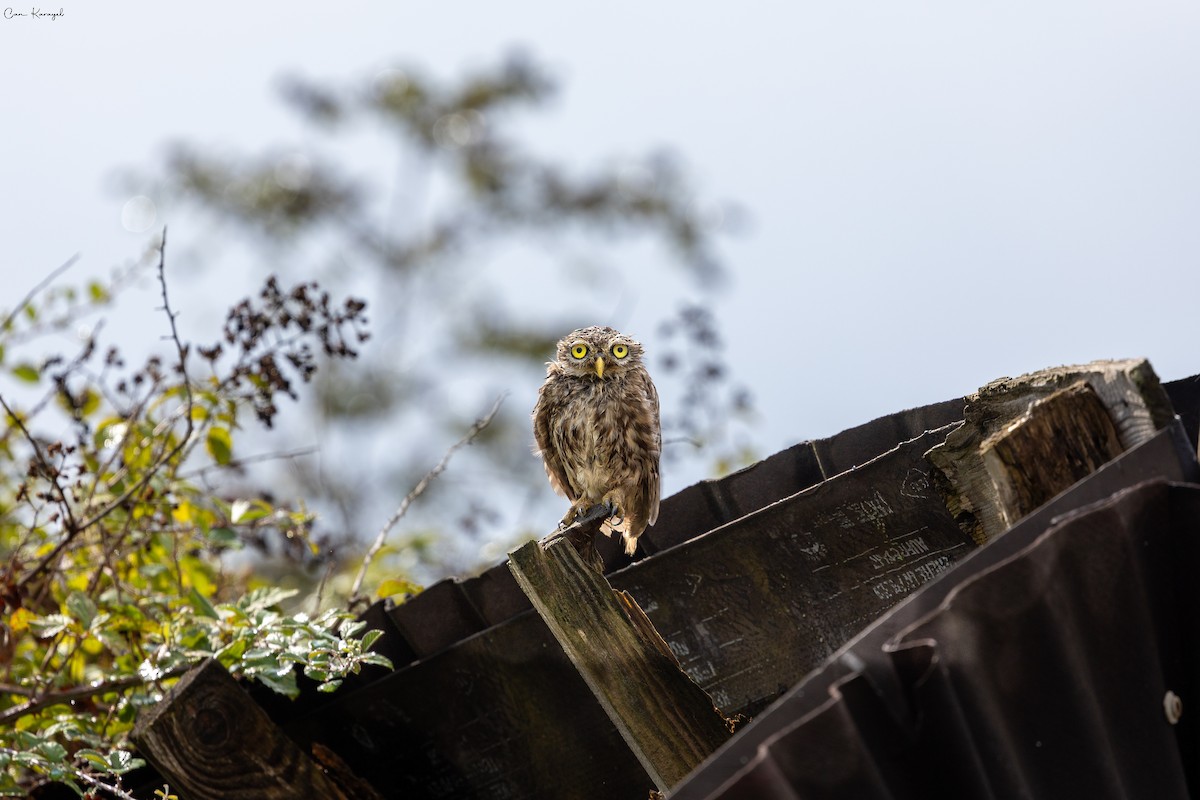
[662,435,703,449]
[18,229,195,589]
[311,555,337,615]
[177,445,318,481]
[74,770,139,800]
[153,227,193,419]
[347,394,505,604]
[0,253,80,334]
[0,393,80,537]
[0,664,191,727]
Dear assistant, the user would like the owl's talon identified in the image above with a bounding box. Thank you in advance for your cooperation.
[573,501,616,527]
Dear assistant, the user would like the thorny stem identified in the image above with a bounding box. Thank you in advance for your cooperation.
[347,394,506,607]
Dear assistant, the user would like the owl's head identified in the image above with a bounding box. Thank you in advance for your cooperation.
[554,326,645,380]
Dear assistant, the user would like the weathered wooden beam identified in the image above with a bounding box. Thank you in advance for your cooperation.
[508,531,731,791]
[926,359,1175,544]
[132,659,356,800]
[980,381,1125,528]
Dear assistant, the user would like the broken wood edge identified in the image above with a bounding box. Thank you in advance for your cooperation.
[979,381,1125,530]
[925,359,1173,545]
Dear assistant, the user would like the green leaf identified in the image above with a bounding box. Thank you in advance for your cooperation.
[214,638,248,667]
[56,778,85,797]
[317,679,343,693]
[11,363,39,383]
[106,749,145,775]
[376,578,422,600]
[29,613,73,638]
[205,427,233,465]
[254,668,299,698]
[239,586,298,614]
[56,387,102,418]
[358,629,384,651]
[230,498,272,524]
[188,587,219,619]
[65,591,97,628]
[358,652,394,669]
[87,280,110,303]
[339,619,366,638]
[207,527,240,547]
[36,740,67,764]
[79,388,101,416]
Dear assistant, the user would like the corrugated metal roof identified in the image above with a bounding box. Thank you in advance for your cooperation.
[671,422,1200,800]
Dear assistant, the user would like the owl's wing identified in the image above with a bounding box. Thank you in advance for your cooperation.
[532,381,574,501]
[644,372,662,527]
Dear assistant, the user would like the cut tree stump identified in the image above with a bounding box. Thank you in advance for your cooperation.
[508,526,732,792]
[926,358,1175,544]
[132,659,359,800]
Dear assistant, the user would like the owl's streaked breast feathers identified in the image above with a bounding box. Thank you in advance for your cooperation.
[532,326,661,556]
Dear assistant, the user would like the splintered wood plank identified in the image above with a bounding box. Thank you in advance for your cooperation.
[132,660,352,800]
[926,359,1175,544]
[981,381,1125,528]
[508,535,731,791]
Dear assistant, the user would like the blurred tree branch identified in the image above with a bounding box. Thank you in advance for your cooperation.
[348,394,505,609]
[126,50,755,578]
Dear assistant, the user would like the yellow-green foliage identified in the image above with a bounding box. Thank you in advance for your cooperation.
[0,244,389,798]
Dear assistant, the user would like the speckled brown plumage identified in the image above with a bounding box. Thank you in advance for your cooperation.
[532,326,661,556]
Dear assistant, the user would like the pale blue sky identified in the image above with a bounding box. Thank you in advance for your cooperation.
[3,1,1199,553]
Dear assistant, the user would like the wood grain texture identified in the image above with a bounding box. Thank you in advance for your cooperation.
[926,359,1174,544]
[981,382,1125,528]
[508,535,730,791]
[132,659,351,800]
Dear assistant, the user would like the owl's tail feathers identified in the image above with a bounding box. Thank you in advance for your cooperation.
[599,514,641,556]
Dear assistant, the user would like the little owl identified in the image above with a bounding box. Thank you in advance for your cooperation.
[533,326,661,556]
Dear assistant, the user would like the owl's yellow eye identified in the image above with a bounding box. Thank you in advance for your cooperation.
[611,344,629,359]
[570,344,588,359]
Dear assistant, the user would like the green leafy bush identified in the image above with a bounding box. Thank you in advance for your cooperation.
[0,237,392,798]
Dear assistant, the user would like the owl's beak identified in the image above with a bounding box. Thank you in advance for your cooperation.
[594,357,606,379]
